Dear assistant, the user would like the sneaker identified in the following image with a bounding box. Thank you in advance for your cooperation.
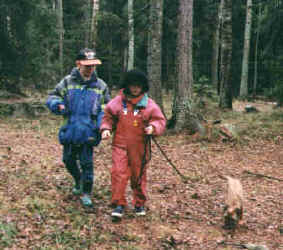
[81,194,92,207]
[135,206,146,216]
[72,186,82,195]
[111,205,124,218]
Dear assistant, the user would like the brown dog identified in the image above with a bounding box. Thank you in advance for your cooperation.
[223,176,244,229]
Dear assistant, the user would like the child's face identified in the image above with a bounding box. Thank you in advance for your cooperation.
[129,84,143,97]
[78,63,96,79]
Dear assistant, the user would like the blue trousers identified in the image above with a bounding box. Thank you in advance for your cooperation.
[63,144,94,194]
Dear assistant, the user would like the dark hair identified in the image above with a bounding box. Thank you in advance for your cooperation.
[121,69,149,94]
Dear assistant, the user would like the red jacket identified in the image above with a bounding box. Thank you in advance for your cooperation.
[101,91,166,147]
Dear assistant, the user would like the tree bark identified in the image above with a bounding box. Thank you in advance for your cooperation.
[219,0,233,109]
[90,0,99,49]
[127,0,134,70]
[240,0,253,98]
[211,1,222,91]
[57,0,64,77]
[84,0,91,48]
[171,0,195,132]
[253,2,261,97]
[147,0,164,111]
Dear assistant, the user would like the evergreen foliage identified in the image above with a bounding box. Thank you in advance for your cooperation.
[0,0,282,101]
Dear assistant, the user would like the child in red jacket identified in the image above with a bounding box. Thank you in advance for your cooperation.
[100,69,166,218]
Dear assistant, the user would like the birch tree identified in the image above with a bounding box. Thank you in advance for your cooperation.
[239,0,253,97]
[219,0,233,109]
[147,0,164,111]
[127,0,134,70]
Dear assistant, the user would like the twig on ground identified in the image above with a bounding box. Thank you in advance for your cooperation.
[219,241,269,250]
[243,170,283,182]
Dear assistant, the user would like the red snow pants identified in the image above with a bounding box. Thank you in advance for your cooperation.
[111,107,149,207]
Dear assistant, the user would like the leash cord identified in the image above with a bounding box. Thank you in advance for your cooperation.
[137,135,188,186]
[151,136,188,182]
[137,135,152,185]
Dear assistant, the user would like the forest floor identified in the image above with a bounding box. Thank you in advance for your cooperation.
[0,94,282,250]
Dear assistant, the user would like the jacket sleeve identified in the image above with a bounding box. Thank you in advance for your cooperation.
[148,101,166,136]
[97,78,111,110]
[95,96,105,129]
[100,99,117,132]
[46,77,68,115]
[95,78,111,129]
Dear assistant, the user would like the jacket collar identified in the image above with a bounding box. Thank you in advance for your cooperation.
[120,89,148,107]
[70,67,98,87]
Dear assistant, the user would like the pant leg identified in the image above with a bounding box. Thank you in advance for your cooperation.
[63,144,81,187]
[131,168,147,207]
[127,143,147,207]
[111,146,130,206]
[79,144,94,194]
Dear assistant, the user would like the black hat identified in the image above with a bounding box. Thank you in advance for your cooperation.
[76,48,102,65]
[121,69,149,93]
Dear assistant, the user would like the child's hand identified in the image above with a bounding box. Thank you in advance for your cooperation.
[102,130,111,139]
[145,125,154,135]
[58,104,65,111]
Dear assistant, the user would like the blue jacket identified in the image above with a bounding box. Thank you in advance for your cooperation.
[46,68,110,146]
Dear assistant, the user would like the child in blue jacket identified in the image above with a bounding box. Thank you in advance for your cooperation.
[46,48,110,207]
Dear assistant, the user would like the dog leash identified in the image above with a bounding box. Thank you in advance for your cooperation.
[137,135,152,185]
[151,136,189,183]
[137,135,189,184]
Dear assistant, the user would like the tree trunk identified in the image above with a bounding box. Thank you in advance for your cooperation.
[90,0,99,49]
[219,0,233,109]
[84,0,91,48]
[211,1,222,91]
[123,47,128,73]
[253,2,261,97]
[127,0,134,70]
[240,0,253,98]
[57,0,64,77]
[147,0,164,111]
[108,37,113,85]
[171,0,195,132]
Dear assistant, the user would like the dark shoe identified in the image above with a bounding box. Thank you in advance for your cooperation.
[135,206,146,216]
[111,205,124,218]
